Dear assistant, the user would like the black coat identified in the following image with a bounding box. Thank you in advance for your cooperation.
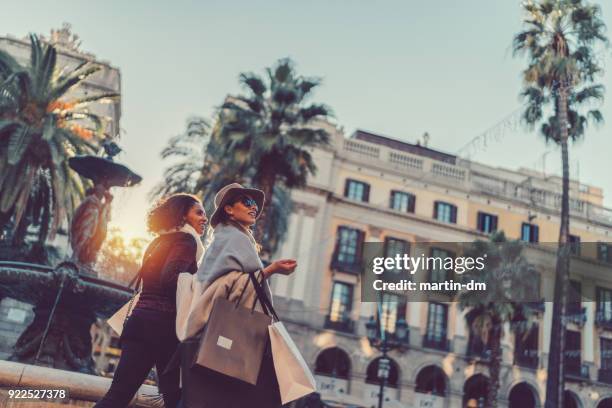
[135,231,198,313]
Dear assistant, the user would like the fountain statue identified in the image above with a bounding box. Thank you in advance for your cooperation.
[70,182,113,271]
[0,142,142,372]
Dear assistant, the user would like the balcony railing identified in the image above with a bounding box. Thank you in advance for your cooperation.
[524,300,546,313]
[338,138,612,227]
[566,307,587,326]
[324,315,355,334]
[596,312,612,330]
[423,335,450,351]
[598,368,612,384]
[514,349,539,369]
[330,255,363,275]
[565,363,589,381]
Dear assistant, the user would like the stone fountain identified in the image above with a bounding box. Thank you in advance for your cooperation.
[0,142,142,373]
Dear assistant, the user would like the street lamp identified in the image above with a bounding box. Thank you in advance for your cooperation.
[365,315,409,408]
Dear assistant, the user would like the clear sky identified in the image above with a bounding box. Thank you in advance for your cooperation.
[2,0,611,239]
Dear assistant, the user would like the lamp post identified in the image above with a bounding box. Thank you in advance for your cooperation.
[365,314,409,408]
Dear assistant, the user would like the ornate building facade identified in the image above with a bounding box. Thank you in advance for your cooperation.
[271,123,612,408]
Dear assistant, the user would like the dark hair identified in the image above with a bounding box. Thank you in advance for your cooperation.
[147,193,201,234]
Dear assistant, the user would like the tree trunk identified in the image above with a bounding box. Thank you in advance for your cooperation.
[486,322,502,408]
[254,168,276,258]
[0,211,11,240]
[11,215,29,247]
[544,85,571,408]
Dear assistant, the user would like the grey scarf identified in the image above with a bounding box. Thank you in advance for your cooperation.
[196,223,264,285]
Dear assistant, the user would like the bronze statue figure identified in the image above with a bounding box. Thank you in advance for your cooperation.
[69,182,113,269]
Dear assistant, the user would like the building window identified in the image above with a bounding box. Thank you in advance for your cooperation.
[514,324,539,368]
[314,347,351,379]
[380,292,407,334]
[344,179,370,202]
[332,226,364,271]
[521,223,539,243]
[568,280,582,316]
[434,201,457,224]
[601,338,612,370]
[383,237,410,274]
[326,282,353,333]
[366,358,400,387]
[467,332,491,359]
[476,212,498,234]
[390,191,415,213]
[569,234,581,256]
[424,302,448,350]
[597,287,612,324]
[564,330,581,376]
[329,282,353,322]
[429,248,454,283]
[415,365,447,397]
[598,242,612,263]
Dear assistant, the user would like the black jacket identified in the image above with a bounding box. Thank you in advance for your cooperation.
[135,232,197,313]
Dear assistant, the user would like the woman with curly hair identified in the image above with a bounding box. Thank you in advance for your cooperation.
[95,193,207,408]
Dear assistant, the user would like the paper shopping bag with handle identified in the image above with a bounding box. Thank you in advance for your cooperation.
[193,271,272,385]
[268,319,317,403]
[246,271,317,404]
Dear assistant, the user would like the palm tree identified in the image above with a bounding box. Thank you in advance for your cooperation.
[459,232,539,408]
[213,58,332,252]
[150,116,211,199]
[152,115,293,254]
[513,2,607,406]
[0,34,118,250]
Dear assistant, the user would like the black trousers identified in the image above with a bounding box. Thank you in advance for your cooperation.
[95,309,180,408]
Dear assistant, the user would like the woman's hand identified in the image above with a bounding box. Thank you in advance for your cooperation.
[263,259,297,278]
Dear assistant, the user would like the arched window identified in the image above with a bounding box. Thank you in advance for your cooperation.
[508,382,538,408]
[415,365,447,397]
[314,347,351,379]
[564,391,581,408]
[463,374,489,408]
[365,357,399,388]
[597,397,612,408]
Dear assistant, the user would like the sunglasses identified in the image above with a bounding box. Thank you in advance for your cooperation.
[237,196,258,210]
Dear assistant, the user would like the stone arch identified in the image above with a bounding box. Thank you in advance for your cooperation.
[365,356,401,388]
[410,358,454,383]
[596,396,612,408]
[463,373,489,407]
[563,390,582,408]
[508,382,540,408]
[313,346,352,380]
[415,364,449,397]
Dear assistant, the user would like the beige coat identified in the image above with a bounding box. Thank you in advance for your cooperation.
[176,270,270,341]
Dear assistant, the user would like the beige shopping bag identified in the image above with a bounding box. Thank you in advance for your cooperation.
[268,321,317,404]
[107,292,140,336]
[176,272,202,341]
[193,272,273,385]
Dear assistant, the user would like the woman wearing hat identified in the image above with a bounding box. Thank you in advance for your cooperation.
[95,193,207,408]
[177,183,297,408]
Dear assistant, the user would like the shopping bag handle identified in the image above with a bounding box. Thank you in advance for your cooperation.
[248,270,279,322]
